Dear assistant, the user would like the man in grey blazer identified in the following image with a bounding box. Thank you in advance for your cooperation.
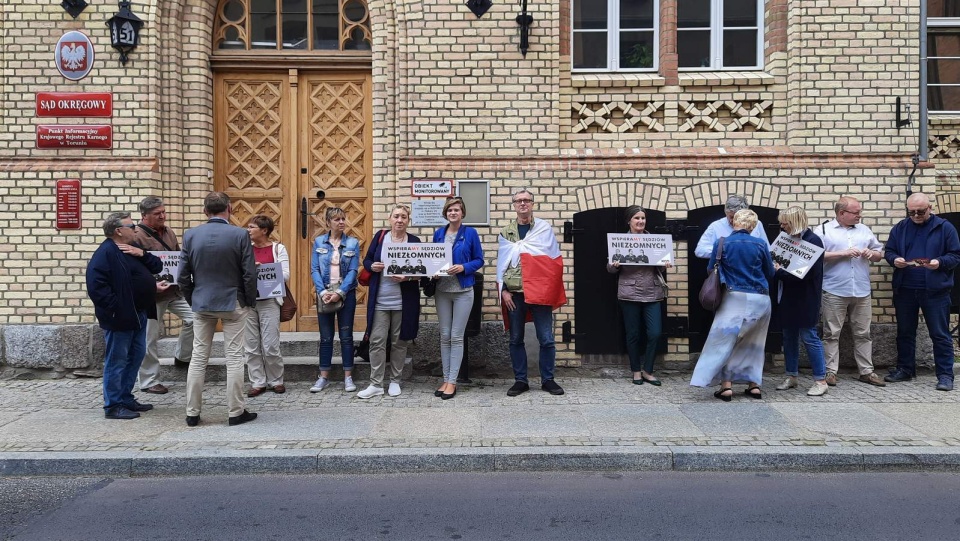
[178,192,259,427]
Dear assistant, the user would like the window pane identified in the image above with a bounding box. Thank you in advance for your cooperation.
[312,0,337,14]
[930,59,960,86]
[929,0,960,18]
[343,0,367,22]
[619,31,655,68]
[251,12,279,48]
[223,0,245,22]
[930,33,960,58]
[219,25,245,49]
[574,0,607,30]
[723,29,757,67]
[724,0,757,27]
[573,32,608,69]
[251,0,277,11]
[282,13,308,49]
[313,13,338,49]
[678,29,710,67]
[343,26,371,50]
[282,0,306,12]
[621,0,654,29]
[929,86,960,111]
[678,0,710,28]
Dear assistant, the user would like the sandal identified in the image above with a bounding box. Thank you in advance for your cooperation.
[713,387,733,402]
[745,386,762,399]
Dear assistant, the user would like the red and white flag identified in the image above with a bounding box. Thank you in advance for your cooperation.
[496,219,567,327]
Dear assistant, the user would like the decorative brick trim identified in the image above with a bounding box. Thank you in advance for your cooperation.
[574,182,670,213]
[572,101,664,133]
[935,191,960,214]
[680,180,781,211]
[678,100,773,132]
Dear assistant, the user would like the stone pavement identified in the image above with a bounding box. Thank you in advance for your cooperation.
[1,370,959,476]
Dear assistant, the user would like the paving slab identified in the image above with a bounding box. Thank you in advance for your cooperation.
[771,403,927,439]
[374,408,485,439]
[868,404,960,440]
[580,404,704,438]
[679,403,805,437]
[479,406,592,439]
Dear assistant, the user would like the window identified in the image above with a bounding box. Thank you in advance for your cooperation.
[214,0,371,51]
[678,0,762,70]
[928,1,960,112]
[572,0,658,72]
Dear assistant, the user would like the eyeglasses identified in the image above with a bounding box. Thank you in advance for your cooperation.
[513,198,534,205]
[841,209,862,216]
[907,209,928,217]
[121,224,137,229]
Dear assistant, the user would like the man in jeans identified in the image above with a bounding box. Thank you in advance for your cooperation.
[135,196,194,395]
[178,192,259,425]
[496,189,567,397]
[814,196,886,387]
[883,192,960,391]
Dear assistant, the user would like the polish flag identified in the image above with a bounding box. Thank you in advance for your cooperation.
[496,219,567,328]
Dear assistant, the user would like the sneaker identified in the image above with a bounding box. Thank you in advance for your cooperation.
[388,382,402,397]
[858,372,886,387]
[344,376,357,392]
[936,376,954,391]
[357,385,384,399]
[824,372,838,386]
[506,381,530,397]
[775,376,797,391]
[104,406,140,420]
[309,377,329,393]
[884,369,914,383]
[807,381,829,396]
[541,379,565,395]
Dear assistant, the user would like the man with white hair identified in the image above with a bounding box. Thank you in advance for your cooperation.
[695,194,770,259]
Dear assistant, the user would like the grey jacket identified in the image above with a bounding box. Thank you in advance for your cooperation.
[606,264,666,303]
[177,218,258,311]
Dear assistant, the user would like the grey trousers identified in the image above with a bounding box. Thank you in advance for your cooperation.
[186,302,250,418]
[369,309,408,387]
[139,295,194,389]
[244,299,284,388]
[436,289,473,384]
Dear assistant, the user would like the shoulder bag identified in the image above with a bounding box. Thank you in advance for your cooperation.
[698,237,725,312]
[279,281,297,322]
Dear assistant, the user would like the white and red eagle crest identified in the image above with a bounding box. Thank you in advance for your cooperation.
[59,43,87,71]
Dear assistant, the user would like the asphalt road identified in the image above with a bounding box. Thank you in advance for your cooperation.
[2,472,958,540]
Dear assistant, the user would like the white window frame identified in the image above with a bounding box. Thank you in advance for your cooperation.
[928,17,960,114]
[677,0,763,71]
[572,0,660,73]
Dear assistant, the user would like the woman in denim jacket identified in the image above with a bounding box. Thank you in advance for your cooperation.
[691,209,775,400]
[430,197,485,399]
[606,205,669,386]
[309,207,361,393]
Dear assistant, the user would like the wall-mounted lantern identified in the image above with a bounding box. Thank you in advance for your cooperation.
[106,1,144,65]
[516,0,533,57]
[61,0,89,19]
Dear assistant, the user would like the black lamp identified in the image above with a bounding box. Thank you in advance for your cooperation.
[61,0,89,19]
[106,1,144,65]
[516,0,533,57]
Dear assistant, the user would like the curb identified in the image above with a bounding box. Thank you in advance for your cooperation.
[2,447,960,477]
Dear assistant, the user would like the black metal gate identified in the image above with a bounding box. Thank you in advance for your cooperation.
[567,207,668,355]
[685,205,783,354]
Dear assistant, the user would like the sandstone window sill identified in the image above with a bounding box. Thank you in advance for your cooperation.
[678,71,776,87]
[571,74,666,89]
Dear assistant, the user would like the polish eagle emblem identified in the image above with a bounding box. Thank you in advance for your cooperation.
[60,43,87,71]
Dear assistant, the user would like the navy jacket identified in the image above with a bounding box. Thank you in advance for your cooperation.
[363,231,424,340]
[884,214,960,292]
[86,239,163,331]
[431,224,485,288]
[775,228,824,329]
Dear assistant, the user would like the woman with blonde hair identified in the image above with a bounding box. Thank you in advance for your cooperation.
[773,206,829,396]
[691,209,775,400]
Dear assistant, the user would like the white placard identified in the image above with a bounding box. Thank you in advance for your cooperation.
[256,262,285,300]
[412,199,447,226]
[152,251,181,283]
[382,242,451,277]
[412,180,454,197]
[770,231,825,279]
[607,233,674,266]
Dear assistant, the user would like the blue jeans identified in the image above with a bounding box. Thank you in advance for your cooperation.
[318,289,357,371]
[783,326,827,380]
[102,311,148,411]
[506,292,555,382]
[894,288,955,380]
[619,300,662,374]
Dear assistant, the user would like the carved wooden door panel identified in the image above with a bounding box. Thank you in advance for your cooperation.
[298,73,372,331]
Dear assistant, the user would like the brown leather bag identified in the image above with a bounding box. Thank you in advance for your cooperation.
[279,281,297,322]
[698,237,725,312]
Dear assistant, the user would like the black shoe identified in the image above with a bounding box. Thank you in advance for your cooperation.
[441,387,457,400]
[186,415,199,427]
[884,369,914,383]
[507,381,530,397]
[174,357,190,368]
[228,410,258,426]
[541,379,565,395]
[434,389,444,397]
[105,406,140,420]
[125,400,153,412]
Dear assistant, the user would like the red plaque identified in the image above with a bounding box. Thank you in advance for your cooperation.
[36,92,112,117]
[36,125,112,149]
[56,179,82,230]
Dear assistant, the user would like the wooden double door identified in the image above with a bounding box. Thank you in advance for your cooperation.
[214,69,373,331]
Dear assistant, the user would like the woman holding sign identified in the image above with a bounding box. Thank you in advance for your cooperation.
[309,207,361,394]
[607,205,669,386]
[359,204,424,399]
[773,206,829,396]
[430,197,484,399]
[244,214,289,397]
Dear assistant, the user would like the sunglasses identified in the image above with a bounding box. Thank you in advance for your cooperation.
[907,209,928,217]
[121,224,137,229]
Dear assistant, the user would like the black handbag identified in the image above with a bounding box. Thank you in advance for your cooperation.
[698,237,725,311]
[355,332,371,363]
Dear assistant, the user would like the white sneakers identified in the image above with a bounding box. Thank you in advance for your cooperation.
[344,376,357,392]
[388,382,402,397]
[807,381,829,396]
[357,385,384,399]
[309,377,329,393]
[775,377,797,391]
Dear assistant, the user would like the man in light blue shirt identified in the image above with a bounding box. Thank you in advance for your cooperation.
[695,195,770,259]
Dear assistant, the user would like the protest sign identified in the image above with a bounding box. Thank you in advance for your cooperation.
[607,233,674,266]
[382,242,451,277]
[770,231,825,279]
[256,262,285,300]
[152,251,181,283]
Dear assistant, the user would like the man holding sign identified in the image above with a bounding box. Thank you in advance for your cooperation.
[134,196,194,395]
